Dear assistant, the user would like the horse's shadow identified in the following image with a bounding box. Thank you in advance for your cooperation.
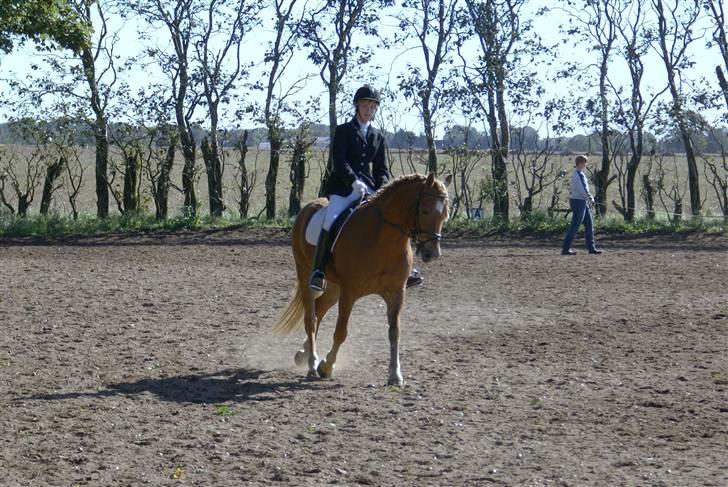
[20,368,339,404]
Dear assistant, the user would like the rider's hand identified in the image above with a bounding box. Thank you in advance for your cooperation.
[352,179,372,196]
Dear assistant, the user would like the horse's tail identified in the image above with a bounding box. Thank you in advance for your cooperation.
[272,284,305,336]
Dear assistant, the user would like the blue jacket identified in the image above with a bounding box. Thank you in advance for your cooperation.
[324,118,390,197]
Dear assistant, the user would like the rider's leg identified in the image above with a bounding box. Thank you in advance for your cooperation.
[309,194,353,292]
[309,229,333,291]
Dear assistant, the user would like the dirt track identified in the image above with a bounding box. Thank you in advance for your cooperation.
[1,228,727,486]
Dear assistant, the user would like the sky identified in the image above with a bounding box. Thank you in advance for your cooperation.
[0,0,723,138]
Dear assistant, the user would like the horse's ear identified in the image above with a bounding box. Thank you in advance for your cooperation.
[444,173,453,187]
[426,172,435,186]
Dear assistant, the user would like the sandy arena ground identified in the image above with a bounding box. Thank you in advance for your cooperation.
[1,228,727,486]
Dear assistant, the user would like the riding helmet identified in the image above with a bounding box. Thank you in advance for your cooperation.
[353,85,381,104]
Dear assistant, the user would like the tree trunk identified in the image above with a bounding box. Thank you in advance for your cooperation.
[678,125,701,215]
[94,121,109,218]
[201,137,224,217]
[717,66,728,112]
[265,132,283,220]
[673,198,682,223]
[181,141,197,214]
[289,130,309,217]
[18,194,30,217]
[422,94,438,175]
[39,155,65,216]
[156,136,176,220]
[122,148,140,213]
[237,131,249,219]
[655,0,701,216]
[489,80,509,221]
[642,173,654,220]
[80,45,109,219]
[624,154,639,222]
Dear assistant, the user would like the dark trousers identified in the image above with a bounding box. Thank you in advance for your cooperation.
[562,198,596,252]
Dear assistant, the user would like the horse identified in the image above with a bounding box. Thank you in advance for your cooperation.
[272,173,450,386]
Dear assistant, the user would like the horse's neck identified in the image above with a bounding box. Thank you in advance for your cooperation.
[372,182,420,229]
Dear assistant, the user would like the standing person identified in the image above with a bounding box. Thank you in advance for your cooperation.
[561,155,602,255]
[309,85,423,291]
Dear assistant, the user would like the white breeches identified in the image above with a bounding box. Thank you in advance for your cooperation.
[323,191,361,231]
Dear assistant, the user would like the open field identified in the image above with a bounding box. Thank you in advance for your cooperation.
[1,228,727,485]
[1,143,726,220]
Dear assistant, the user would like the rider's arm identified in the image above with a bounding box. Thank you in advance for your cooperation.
[372,133,390,189]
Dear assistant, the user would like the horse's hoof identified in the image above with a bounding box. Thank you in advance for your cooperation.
[294,350,307,367]
[306,369,319,379]
[387,376,405,387]
[317,360,333,379]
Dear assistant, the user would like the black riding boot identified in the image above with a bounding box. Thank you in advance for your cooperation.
[309,230,333,291]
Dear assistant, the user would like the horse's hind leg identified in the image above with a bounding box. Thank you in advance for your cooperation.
[295,285,340,368]
[301,289,320,378]
[383,291,405,386]
[317,294,354,379]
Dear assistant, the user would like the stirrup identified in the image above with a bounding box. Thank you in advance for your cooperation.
[406,269,424,288]
[309,270,326,291]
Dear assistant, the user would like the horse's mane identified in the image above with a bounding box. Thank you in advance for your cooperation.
[368,174,427,203]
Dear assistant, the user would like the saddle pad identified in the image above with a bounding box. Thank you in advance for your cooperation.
[304,199,361,249]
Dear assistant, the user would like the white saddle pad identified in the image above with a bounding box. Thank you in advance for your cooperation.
[305,208,326,246]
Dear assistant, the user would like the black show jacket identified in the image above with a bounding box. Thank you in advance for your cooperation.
[324,117,390,197]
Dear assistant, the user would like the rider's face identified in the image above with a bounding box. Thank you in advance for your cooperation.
[356,100,378,123]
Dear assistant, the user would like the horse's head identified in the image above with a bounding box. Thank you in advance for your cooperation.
[413,173,450,262]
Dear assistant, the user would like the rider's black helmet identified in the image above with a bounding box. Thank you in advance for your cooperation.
[353,85,381,105]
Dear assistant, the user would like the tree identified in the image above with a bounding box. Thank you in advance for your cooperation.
[195,0,262,217]
[459,0,532,221]
[396,0,458,175]
[703,0,728,113]
[131,0,202,215]
[288,122,315,217]
[262,0,306,219]
[611,0,666,222]
[72,0,119,218]
[563,0,620,216]
[510,116,566,215]
[652,0,702,215]
[1,0,118,219]
[0,0,89,54]
[0,120,48,216]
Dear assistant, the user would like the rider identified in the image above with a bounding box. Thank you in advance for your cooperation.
[309,85,424,291]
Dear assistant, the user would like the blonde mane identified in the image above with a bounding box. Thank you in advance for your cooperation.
[365,174,448,206]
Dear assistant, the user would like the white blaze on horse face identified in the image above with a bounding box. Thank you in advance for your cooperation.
[434,198,445,215]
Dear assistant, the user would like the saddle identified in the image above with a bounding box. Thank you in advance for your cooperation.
[305,198,362,250]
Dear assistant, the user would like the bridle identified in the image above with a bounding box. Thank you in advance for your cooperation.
[374,187,448,254]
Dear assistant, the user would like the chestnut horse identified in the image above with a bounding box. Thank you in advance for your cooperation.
[273,173,450,386]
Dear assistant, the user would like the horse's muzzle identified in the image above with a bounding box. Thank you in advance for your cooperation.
[416,240,442,263]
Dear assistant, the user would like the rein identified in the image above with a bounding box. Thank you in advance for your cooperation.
[372,187,447,254]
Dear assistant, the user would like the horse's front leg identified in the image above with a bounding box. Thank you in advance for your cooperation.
[317,295,354,379]
[383,291,405,386]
